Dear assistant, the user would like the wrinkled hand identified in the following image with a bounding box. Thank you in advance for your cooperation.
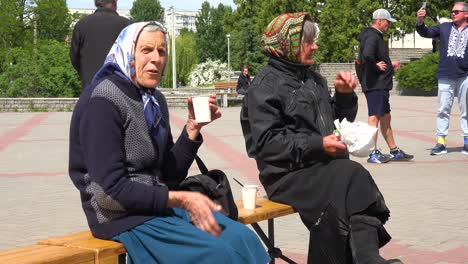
[323,134,348,158]
[186,94,222,140]
[333,71,357,94]
[417,8,426,23]
[169,191,222,237]
[392,61,401,71]
[376,61,387,72]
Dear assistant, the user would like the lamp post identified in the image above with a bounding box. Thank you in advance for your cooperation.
[226,34,231,83]
[171,6,176,89]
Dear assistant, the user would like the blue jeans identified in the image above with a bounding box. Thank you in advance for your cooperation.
[437,77,468,138]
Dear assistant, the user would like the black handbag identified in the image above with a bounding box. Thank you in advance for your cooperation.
[179,156,238,221]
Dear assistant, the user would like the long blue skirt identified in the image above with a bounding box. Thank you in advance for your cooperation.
[113,208,270,264]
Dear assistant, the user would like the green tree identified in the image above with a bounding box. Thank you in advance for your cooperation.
[130,0,164,23]
[161,29,198,88]
[317,0,378,62]
[393,0,453,37]
[0,39,81,97]
[0,0,33,50]
[227,0,324,74]
[33,0,72,41]
[195,2,232,63]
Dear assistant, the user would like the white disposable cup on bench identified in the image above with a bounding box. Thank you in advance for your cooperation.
[192,96,211,123]
[241,185,258,210]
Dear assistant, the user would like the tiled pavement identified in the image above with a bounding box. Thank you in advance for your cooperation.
[1,93,467,263]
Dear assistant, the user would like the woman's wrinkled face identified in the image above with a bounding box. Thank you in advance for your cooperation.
[299,40,318,65]
[133,30,167,88]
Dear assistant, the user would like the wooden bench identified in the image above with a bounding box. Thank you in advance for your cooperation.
[214,81,237,91]
[8,198,296,264]
[0,244,95,264]
[214,81,239,107]
[37,231,126,264]
[236,197,297,264]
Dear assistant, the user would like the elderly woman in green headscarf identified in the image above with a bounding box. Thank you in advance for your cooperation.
[69,21,270,264]
[241,13,403,264]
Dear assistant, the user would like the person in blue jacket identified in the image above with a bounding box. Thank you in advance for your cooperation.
[68,21,270,264]
[416,2,468,155]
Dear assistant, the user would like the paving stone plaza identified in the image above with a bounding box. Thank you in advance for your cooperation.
[1,93,467,263]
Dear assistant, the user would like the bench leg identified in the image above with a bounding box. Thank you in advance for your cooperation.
[119,253,126,264]
[222,94,228,107]
[251,220,297,264]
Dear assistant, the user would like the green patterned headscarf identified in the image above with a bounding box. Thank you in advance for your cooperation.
[261,12,312,63]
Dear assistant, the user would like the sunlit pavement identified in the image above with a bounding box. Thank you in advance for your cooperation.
[1,93,467,263]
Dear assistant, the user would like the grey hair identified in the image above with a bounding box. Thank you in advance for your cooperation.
[137,23,170,78]
[454,2,468,11]
[95,0,115,8]
[302,19,319,44]
[140,23,169,50]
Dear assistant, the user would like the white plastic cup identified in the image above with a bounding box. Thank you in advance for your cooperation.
[192,96,211,123]
[241,185,258,210]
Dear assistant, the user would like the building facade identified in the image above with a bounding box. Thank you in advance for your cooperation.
[164,9,199,36]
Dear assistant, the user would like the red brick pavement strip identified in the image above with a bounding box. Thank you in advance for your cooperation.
[1,112,467,262]
[170,113,468,263]
[0,112,50,151]
[382,241,468,264]
[170,113,265,190]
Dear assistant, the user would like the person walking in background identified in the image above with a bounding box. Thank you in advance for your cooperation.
[236,66,251,95]
[70,0,131,89]
[356,9,414,163]
[416,2,468,155]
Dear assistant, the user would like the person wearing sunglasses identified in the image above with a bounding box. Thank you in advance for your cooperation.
[416,2,468,156]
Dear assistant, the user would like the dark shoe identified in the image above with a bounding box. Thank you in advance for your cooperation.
[462,144,468,155]
[349,215,390,264]
[387,259,404,264]
[389,148,414,161]
[367,150,391,163]
[430,143,447,155]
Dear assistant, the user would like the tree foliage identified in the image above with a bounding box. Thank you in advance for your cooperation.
[316,0,379,62]
[130,0,164,23]
[195,2,232,63]
[33,0,72,42]
[161,29,198,88]
[395,52,438,92]
[0,39,81,97]
[391,0,453,37]
[0,0,33,49]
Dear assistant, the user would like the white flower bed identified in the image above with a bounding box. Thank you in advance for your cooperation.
[189,59,231,87]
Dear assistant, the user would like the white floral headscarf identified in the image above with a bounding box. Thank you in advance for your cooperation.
[92,21,169,88]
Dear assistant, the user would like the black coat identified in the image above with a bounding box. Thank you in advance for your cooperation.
[236,73,250,95]
[240,56,389,230]
[356,27,394,92]
[70,8,131,88]
[241,56,358,192]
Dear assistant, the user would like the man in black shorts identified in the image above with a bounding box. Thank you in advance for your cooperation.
[356,9,413,163]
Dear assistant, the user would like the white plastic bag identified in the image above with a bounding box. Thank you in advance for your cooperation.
[334,118,377,157]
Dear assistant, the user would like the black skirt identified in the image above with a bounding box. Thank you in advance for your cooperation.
[264,158,390,229]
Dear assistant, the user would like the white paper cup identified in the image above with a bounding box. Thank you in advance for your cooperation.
[241,185,258,210]
[192,96,211,123]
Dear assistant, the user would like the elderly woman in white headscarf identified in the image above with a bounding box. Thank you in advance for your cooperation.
[69,22,270,264]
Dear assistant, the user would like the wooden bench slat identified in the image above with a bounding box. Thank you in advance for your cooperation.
[0,245,95,264]
[38,230,126,261]
[22,198,296,263]
[236,197,296,225]
[214,81,237,89]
